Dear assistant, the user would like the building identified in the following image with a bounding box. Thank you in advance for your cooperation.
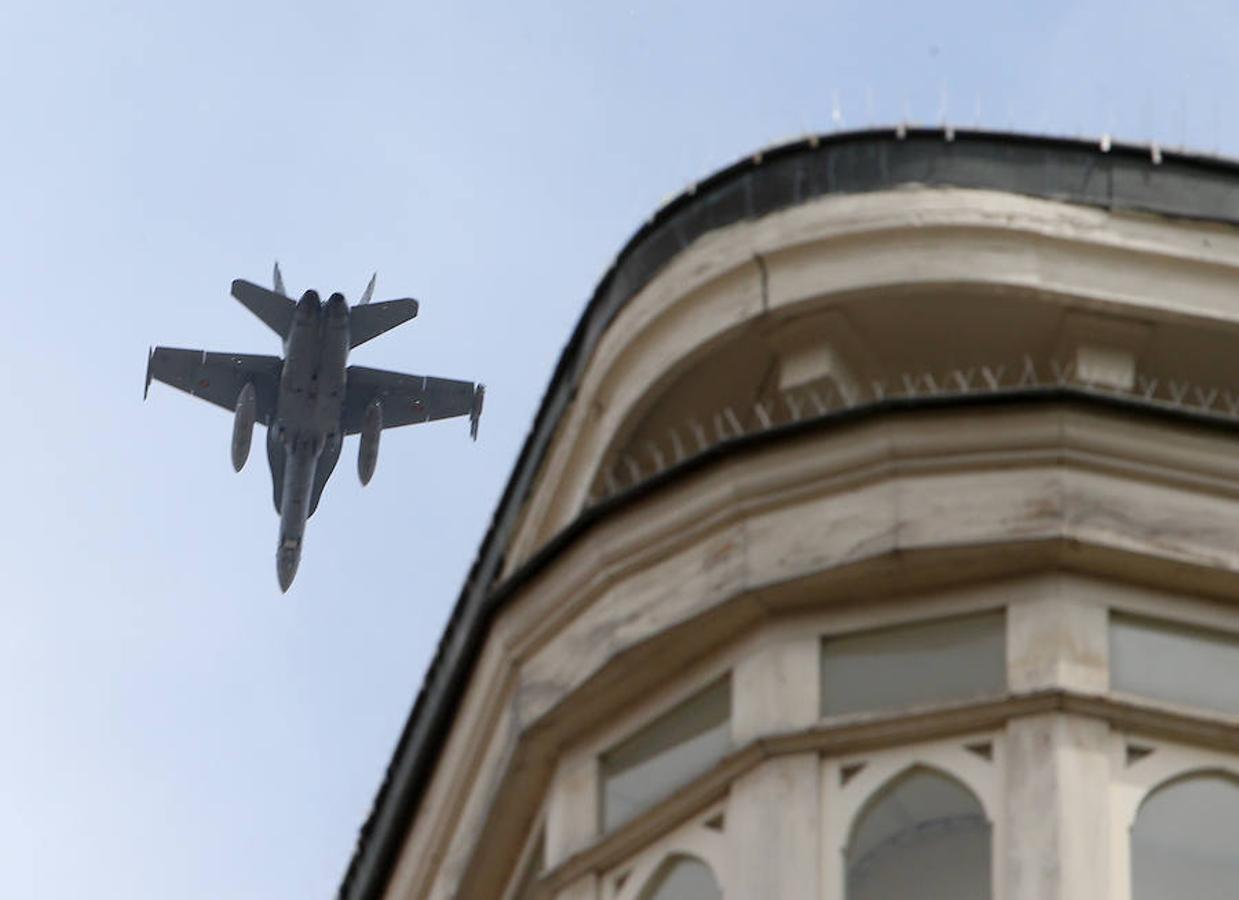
[339,130,1239,900]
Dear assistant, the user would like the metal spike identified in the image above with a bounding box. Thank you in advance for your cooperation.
[1194,386,1219,410]
[646,442,666,471]
[1137,375,1159,400]
[1018,355,1039,387]
[783,391,804,421]
[688,419,709,452]
[807,387,828,415]
[1050,359,1073,386]
[1168,380,1189,405]
[753,401,773,430]
[360,272,376,306]
[668,427,687,463]
[724,406,744,435]
[981,365,1006,390]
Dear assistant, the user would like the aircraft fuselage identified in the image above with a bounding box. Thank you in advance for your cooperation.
[270,291,351,590]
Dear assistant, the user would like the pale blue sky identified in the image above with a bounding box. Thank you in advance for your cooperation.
[1,1,1236,896]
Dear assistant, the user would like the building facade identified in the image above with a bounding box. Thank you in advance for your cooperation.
[340,130,1239,900]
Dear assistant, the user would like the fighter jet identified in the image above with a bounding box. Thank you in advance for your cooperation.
[145,265,484,591]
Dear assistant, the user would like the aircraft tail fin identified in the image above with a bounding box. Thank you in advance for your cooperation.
[273,261,287,296]
[231,278,297,339]
[359,273,376,306]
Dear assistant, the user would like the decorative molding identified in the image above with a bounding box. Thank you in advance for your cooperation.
[530,689,1239,898]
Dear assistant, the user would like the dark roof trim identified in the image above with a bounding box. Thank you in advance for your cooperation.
[339,128,1239,899]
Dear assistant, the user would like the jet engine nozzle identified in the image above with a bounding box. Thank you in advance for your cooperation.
[326,292,348,317]
[358,398,382,485]
[296,290,320,313]
[231,382,257,472]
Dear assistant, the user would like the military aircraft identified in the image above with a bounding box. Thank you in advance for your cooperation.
[145,265,484,591]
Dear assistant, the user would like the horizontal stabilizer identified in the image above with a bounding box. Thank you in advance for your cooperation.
[349,298,418,348]
[231,279,297,338]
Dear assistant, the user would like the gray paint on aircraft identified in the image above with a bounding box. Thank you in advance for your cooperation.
[146,270,484,591]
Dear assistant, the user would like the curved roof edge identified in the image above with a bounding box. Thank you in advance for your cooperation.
[338,127,1239,900]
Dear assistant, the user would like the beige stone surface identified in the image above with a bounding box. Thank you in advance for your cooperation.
[732,636,820,744]
[1004,714,1111,900]
[728,754,820,900]
[380,183,1239,900]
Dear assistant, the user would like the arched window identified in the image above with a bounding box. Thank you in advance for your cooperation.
[1131,772,1239,900]
[846,767,991,900]
[640,854,722,900]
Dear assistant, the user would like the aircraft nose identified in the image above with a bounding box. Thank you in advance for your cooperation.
[277,545,301,592]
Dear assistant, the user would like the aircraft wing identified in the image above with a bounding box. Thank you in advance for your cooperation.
[349,299,419,348]
[145,347,282,423]
[342,365,479,433]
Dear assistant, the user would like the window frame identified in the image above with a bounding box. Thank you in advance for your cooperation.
[1109,733,1239,900]
[1107,609,1239,718]
[818,609,1008,720]
[820,733,1003,900]
[598,675,733,833]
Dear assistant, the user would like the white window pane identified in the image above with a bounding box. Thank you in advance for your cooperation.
[600,678,730,832]
[1110,614,1239,715]
[847,768,991,900]
[821,612,1005,717]
[1132,774,1239,900]
[643,856,722,900]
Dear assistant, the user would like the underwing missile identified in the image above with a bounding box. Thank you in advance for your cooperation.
[231,382,257,472]
[358,398,382,485]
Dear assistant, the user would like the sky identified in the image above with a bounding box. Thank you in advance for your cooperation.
[1,1,1237,897]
